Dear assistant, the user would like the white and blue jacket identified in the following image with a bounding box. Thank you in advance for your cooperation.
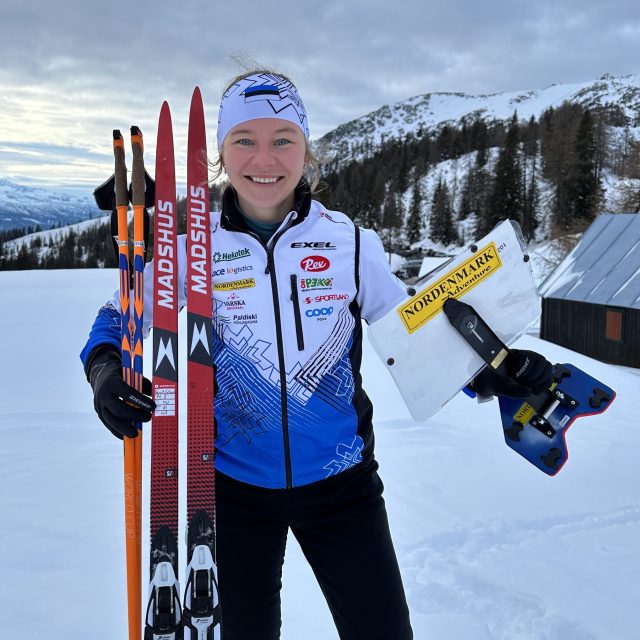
[81,186,407,489]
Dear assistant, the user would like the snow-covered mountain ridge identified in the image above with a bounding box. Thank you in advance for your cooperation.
[0,178,101,232]
[316,73,640,164]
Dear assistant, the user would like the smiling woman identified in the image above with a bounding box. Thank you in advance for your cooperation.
[80,66,417,640]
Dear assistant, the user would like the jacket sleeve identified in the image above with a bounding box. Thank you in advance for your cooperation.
[79,234,188,375]
[356,227,408,324]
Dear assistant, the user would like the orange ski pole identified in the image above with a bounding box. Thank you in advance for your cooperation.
[113,129,142,640]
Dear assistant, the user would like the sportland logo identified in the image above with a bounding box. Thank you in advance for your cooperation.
[300,255,330,272]
[304,293,349,304]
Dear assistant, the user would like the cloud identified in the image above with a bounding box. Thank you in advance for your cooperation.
[0,0,639,192]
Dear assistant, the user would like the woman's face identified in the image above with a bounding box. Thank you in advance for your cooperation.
[222,118,307,222]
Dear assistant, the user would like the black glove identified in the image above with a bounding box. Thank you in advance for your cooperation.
[471,349,553,399]
[87,347,155,439]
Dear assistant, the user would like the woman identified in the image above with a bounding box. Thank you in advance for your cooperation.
[81,70,551,639]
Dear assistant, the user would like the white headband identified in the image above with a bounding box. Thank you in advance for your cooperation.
[217,73,309,151]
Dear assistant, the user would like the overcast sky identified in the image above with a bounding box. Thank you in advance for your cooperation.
[1,0,639,196]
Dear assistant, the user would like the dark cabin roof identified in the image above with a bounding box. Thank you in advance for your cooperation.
[539,213,640,310]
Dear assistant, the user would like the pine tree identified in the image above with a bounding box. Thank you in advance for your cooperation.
[521,155,539,242]
[406,178,423,244]
[477,113,522,237]
[430,177,458,245]
[565,109,601,226]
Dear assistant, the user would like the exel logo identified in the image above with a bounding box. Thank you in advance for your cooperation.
[291,241,336,250]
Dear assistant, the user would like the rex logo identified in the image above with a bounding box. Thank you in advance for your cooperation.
[300,255,330,272]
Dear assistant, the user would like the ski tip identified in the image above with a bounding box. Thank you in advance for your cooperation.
[112,129,122,140]
[190,87,204,114]
[159,101,173,124]
[188,87,206,133]
[131,125,142,137]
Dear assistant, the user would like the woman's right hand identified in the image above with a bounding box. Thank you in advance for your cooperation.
[88,347,155,439]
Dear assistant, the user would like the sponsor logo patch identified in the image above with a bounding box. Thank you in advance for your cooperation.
[300,255,330,272]
[223,292,246,310]
[304,293,349,304]
[213,264,253,277]
[319,211,347,225]
[233,313,258,325]
[213,248,251,262]
[305,306,334,318]
[214,278,256,291]
[398,242,502,334]
[300,277,333,290]
[290,241,336,250]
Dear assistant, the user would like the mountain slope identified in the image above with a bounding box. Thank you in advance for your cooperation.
[0,178,101,232]
[317,73,640,165]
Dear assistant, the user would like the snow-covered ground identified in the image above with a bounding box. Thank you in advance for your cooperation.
[0,268,638,639]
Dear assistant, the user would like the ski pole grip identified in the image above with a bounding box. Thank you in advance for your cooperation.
[112,130,128,209]
[130,126,145,208]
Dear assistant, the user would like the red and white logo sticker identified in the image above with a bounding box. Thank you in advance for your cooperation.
[300,255,330,272]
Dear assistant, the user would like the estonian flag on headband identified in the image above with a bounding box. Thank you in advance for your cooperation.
[244,85,282,102]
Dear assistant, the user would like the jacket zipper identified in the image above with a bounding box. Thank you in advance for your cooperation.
[289,274,305,351]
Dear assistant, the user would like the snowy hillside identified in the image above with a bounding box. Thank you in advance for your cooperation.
[0,268,638,639]
[317,73,640,164]
[0,178,101,231]
[2,213,110,254]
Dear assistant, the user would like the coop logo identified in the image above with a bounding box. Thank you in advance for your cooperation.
[305,306,334,317]
[304,293,349,304]
[213,248,251,263]
[300,255,330,272]
[300,277,333,290]
[290,241,337,250]
[398,242,502,334]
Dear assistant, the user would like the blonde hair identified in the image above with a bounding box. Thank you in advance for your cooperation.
[210,67,323,193]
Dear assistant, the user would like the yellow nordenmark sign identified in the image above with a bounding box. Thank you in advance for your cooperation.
[398,242,502,334]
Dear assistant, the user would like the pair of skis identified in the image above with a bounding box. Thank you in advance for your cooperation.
[146,87,220,640]
[112,88,220,640]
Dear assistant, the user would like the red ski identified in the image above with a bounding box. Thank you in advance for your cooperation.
[183,86,221,639]
[146,102,183,639]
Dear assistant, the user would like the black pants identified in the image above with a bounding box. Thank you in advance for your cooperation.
[215,462,413,640]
